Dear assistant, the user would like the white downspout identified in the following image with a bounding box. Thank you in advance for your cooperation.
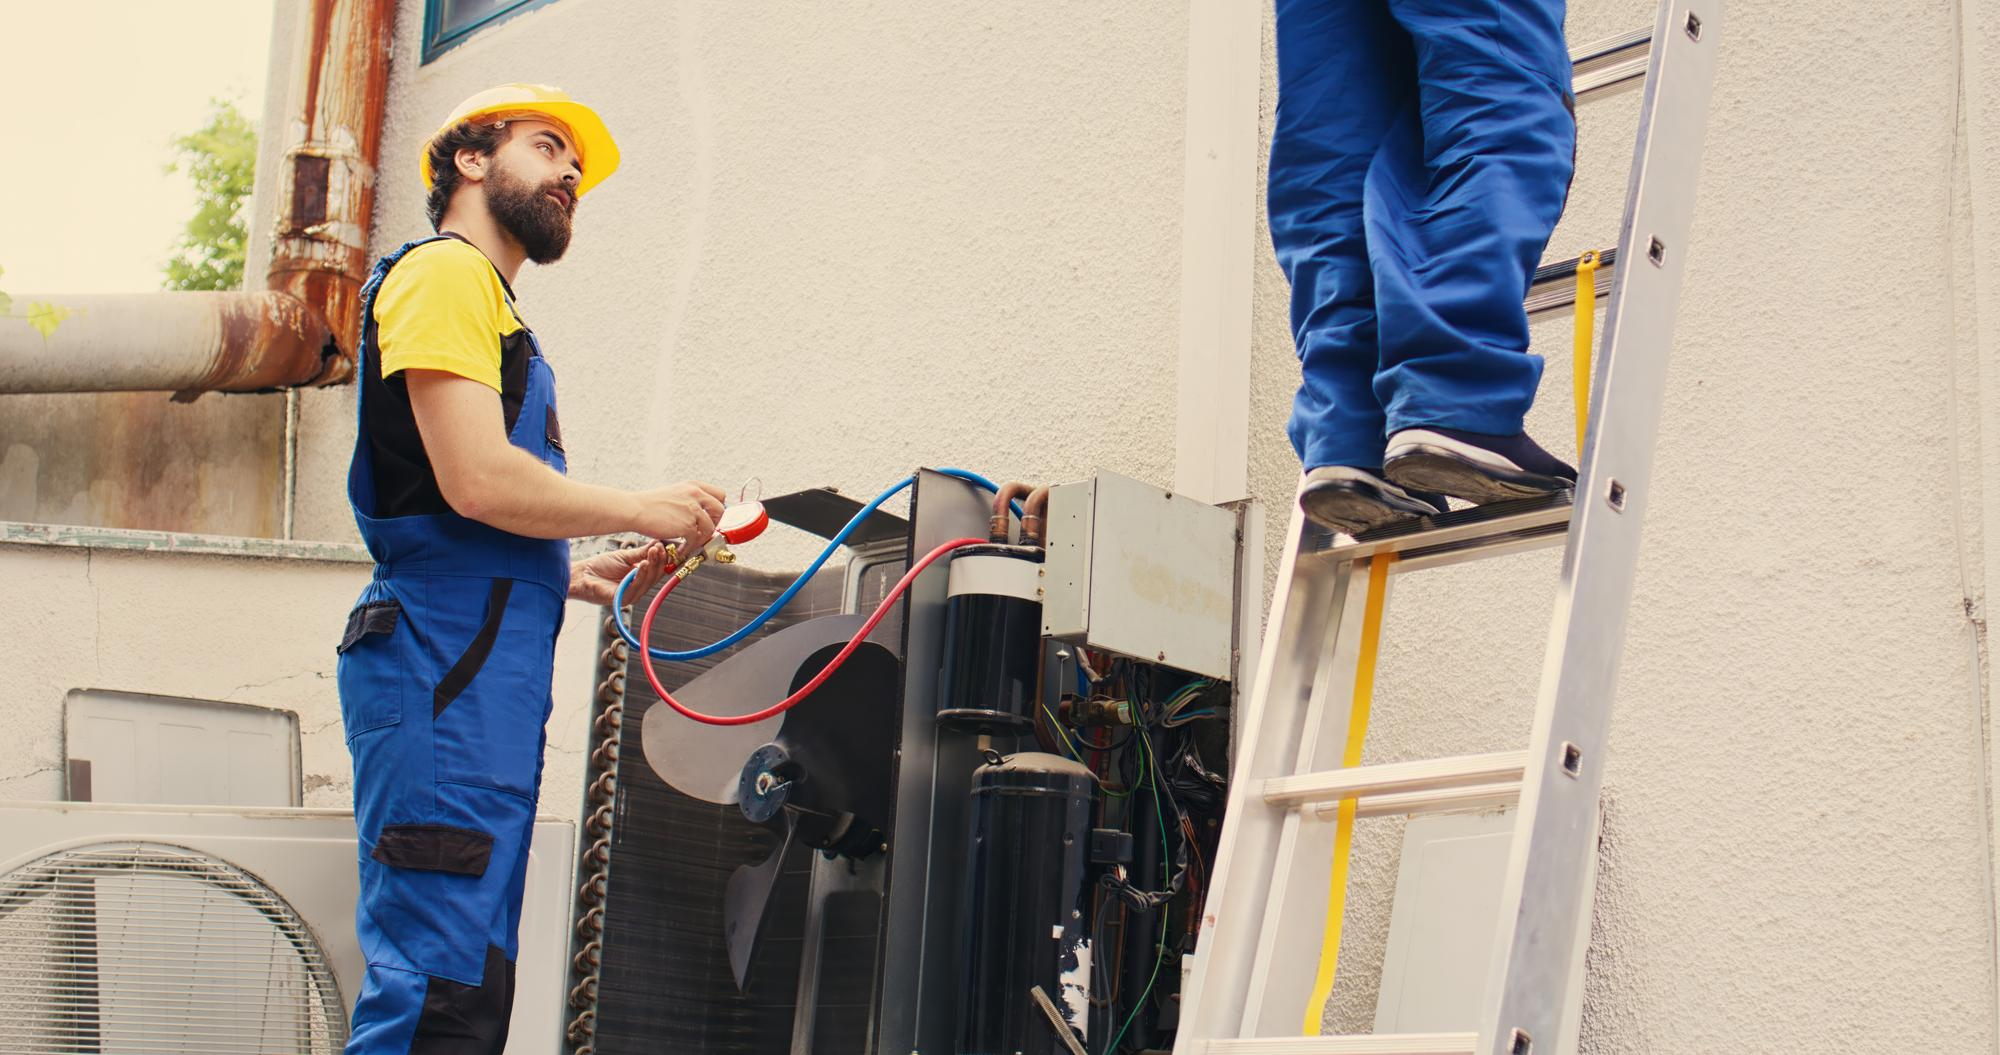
[1174,3,1261,508]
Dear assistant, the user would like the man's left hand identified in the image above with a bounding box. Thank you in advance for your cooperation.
[571,541,674,606]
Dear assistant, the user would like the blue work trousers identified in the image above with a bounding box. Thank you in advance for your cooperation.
[1271,0,1577,471]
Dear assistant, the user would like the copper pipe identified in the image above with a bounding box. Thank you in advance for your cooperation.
[1022,486,1051,547]
[990,481,1035,543]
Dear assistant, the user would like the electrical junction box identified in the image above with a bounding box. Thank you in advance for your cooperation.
[1040,470,1239,679]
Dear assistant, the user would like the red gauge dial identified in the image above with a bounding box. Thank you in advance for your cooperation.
[717,502,770,546]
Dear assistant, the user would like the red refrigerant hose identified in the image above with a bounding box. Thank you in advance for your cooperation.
[638,536,986,727]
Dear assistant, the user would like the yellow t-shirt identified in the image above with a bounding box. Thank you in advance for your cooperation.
[372,238,522,393]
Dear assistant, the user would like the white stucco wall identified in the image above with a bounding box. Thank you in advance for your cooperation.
[6,0,2000,1048]
[0,537,604,819]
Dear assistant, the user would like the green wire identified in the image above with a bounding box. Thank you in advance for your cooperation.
[1042,702,1084,760]
[1102,727,1173,1054]
[1102,735,1137,798]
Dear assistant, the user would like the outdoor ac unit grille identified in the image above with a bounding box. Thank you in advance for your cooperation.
[0,842,346,1054]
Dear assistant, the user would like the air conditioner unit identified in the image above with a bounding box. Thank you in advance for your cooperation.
[0,801,574,1054]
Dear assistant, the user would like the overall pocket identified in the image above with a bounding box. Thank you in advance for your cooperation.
[336,597,405,737]
[371,823,493,877]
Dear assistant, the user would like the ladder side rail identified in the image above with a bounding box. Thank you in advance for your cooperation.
[1242,558,1384,1036]
[1474,3,1724,1053]
[1178,505,1354,1048]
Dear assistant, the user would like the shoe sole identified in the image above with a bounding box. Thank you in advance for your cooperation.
[1299,479,1440,536]
[1384,444,1574,505]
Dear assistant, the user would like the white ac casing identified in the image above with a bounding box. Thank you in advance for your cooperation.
[0,801,576,1052]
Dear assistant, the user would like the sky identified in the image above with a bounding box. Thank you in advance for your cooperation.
[0,1,277,294]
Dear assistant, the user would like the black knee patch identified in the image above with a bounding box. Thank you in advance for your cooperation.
[413,944,516,1054]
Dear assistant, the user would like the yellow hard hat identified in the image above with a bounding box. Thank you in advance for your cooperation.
[421,83,621,199]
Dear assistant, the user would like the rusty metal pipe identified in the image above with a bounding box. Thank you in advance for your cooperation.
[0,292,334,398]
[0,0,390,397]
[268,0,395,385]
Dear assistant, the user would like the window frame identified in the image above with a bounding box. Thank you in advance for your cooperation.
[422,0,565,64]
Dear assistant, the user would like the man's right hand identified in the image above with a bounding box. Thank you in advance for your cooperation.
[632,481,729,549]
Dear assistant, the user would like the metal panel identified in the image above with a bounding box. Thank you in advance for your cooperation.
[1042,471,1237,679]
[790,539,907,1055]
[64,690,301,808]
[876,469,990,1055]
[1373,812,1515,1036]
[1039,477,1095,640]
[515,819,578,1054]
[1477,4,1723,1052]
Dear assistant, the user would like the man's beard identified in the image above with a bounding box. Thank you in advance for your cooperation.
[486,163,575,264]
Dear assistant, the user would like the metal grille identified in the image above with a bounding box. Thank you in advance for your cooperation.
[0,842,345,1054]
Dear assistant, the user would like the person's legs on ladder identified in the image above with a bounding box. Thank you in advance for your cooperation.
[1367,0,1582,503]
[1272,0,1449,535]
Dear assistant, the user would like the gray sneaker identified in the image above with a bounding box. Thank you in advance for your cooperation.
[1298,466,1448,536]
[1383,427,1577,505]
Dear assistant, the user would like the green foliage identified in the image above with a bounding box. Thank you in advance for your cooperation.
[163,98,258,292]
[24,302,74,339]
[0,266,77,342]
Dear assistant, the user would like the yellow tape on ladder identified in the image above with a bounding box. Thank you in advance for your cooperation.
[1301,551,1393,1034]
[1573,250,1601,456]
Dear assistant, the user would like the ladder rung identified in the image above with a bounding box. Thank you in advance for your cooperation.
[1341,781,1522,820]
[1571,28,1652,100]
[1205,1033,1479,1055]
[1313,494,1571,571]
[1526,247,1618,322]
[1263,751,1529,811]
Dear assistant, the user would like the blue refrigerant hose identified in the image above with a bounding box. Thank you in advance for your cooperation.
[611,468,1022,662]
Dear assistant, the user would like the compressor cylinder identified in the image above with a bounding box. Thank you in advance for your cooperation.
[957,751,1096,1055]
[936,543,1044,731]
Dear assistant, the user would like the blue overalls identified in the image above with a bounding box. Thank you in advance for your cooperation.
[1271,0,1577,471]
[335,236,570,1054]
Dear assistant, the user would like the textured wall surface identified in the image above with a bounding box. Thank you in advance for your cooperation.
[5,0,2000,1048]
[0,545,367,805]
[0,541,605,821]
[0,391,286,535]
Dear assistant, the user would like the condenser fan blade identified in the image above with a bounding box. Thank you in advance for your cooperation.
[638,614,867,803]
[724,812,795,991]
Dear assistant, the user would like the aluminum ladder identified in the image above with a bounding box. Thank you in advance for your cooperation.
[1174,3,1723,1053]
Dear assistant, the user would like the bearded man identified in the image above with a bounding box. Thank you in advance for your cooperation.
[333,84,726,1053]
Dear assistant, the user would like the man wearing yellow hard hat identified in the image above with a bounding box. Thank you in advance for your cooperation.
[334,84,725,1054]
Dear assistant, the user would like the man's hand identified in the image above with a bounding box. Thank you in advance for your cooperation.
[631,482,729,550]
[570,540,675,606]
